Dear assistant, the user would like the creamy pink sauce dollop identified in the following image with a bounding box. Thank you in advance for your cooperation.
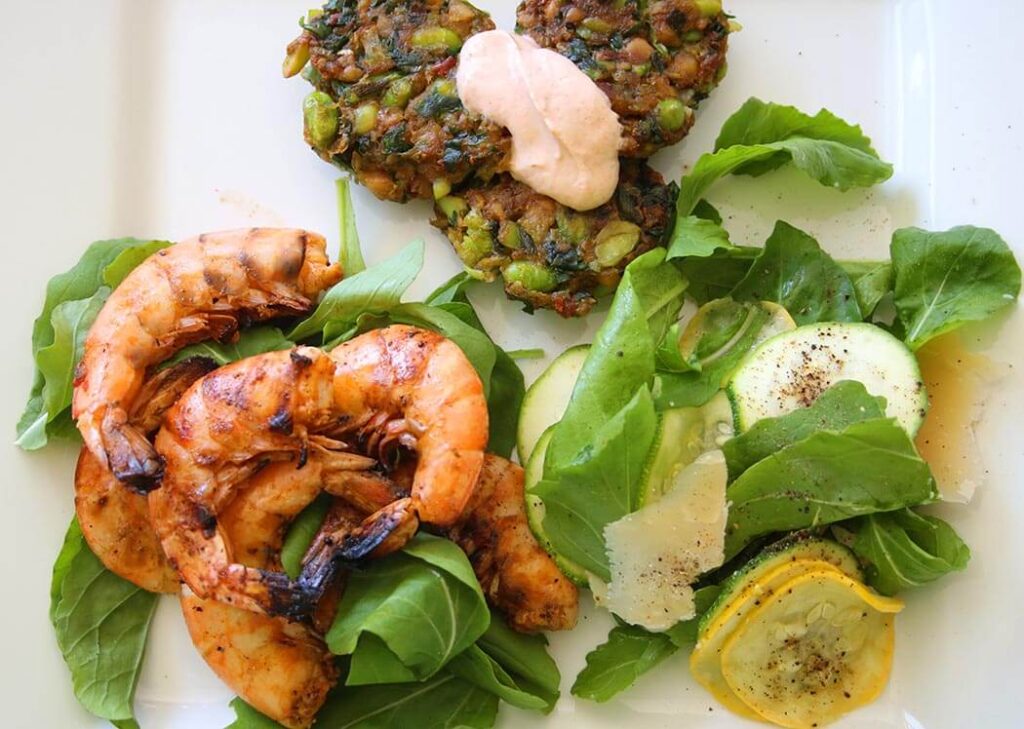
[456,30,621,211]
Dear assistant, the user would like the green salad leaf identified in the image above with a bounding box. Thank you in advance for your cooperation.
[723,381,886,478]
[289,239,424,343]
[725,418,938,560]
[226,698,284,728]
[336,177,366,276]
[17,237,170,449]
[676,99,893,217]
[571,586,720,702]
[280,493,331,579]
[544,250,685,471]
[50,519,157,725]
[166,326,293,368]
[678,247,760,305]
[730,221,861,324]
[667,215,735,260]
[314,671,499,729]
[326,534,489,683]
[448,645,553,713]
[654,299,775,409]
[102,240,173,288]
[571,624,676,703]
[891,226,1021,349]
[475,610,561,702]
[840,260,892,318]
[847,509,970,596]
[534,386,657,580]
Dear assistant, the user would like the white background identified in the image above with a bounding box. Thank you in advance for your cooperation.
[1,1,1021,727]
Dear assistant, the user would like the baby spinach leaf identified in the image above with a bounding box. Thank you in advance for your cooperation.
[50,519,157,725]
[289,239,424,342]
[314,671,499,729]
[225,698,284,728]
[165,326,293,368]
[545,250,685,472]
[725,418,938,560]
[891,226,1021,349]
[847,509,970,596]
[572,586,719,703]
[533,386,658,580]
[840,260,892,318]
[336,177,366,276]
[326,534,489,682]
[571,624,677,703]
[730,221,861,324]
[676,99,892,216]
[280,494,331,579]
[723,381,886,478]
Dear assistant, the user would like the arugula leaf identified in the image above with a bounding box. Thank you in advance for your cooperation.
[326,534,489,683]
[847,509,970,596]
[475,610,561,700]
[840,260,892,317]
[533,386,658,580]
[313,671,499,729]
[654,299,773,409]
[725,418,938,560]
[289,239,424,343]
[280,494,331,579]
[891,226,1021,349]
[678,247,759,305]
[425,271,474,306]
[50,519,157,724]
[723,381,886,478]
[545,250,685,472]
[165,326,292,368]
[571,586,720,702]
[666,215,735,260]
[102,241,173,288]
[226,698,284,728]
[571,624,676,702]
[336,177,366,276]
[676,99,892,216]
[448,645,553,712]
[23,289,108,449]
[18,237,172,448]
[730,221,861,324]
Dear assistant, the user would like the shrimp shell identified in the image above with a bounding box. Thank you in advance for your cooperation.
[73,228,341,489]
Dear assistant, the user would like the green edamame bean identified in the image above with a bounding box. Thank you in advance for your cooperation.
[656,98,689,132]
[411,27,463,52]
[303,91,338,148]
[353,101,379,135]
[502,261,558,293]
[383,77,413,108]
[694,0,722,17]
[594,221,641,267]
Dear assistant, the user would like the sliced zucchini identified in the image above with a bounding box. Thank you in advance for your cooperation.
[638,392,734,506]
[690,538,862,720]
[604,450,728,631]
[516,345,589,464]
[721,570,903,728]
[523,426,588,586]
[678,299,796,365]
[728,322,928,435]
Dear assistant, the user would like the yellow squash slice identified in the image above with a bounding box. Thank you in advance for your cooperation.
[720,570,904,729]
[689,558,852,720]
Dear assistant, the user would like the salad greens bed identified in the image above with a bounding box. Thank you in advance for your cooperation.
[20,98,1022,727]
[530,99,1020,701]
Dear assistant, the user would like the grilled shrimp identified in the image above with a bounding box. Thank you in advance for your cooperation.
[73,228,341,489]
[450,455,579,632]
[181,462,351,728]
[151,326,488,617]
[75,357,215,593]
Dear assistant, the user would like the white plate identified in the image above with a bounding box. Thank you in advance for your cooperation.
[2,1,1022,727]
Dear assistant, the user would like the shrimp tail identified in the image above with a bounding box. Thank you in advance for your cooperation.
[101,407,165,490]
[297,498,419,605]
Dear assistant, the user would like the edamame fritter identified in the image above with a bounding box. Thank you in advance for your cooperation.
[286,0,509,202]
[516,0,731,157]
[431,162,678,317]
